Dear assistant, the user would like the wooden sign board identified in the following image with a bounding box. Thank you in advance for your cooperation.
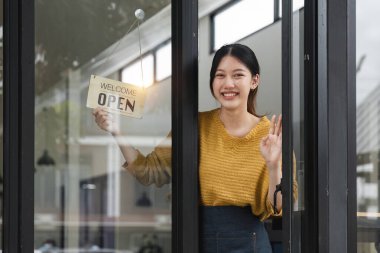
[86,75,146,118]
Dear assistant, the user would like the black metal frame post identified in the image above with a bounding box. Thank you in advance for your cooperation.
[317,0,356,252]
[347,1,357,252]
[3,0,35,252]
[274,0,280,22]
[317,1,329,252]
[282,0,293,252]
[172,0,199,252]
[302,0,319,252]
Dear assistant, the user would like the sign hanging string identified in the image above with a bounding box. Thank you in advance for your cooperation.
[100,9,145,89]
[137,21,144,89]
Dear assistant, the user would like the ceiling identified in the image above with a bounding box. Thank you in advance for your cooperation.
[35,0,170,94]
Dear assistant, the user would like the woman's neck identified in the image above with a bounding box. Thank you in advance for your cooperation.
[219,107,258,137]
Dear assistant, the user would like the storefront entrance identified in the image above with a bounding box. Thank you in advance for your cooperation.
[1,1,364,253]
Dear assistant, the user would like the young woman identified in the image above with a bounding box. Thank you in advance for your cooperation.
[93,43,297,253]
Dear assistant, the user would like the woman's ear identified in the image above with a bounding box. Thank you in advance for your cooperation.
[251,74,260,90]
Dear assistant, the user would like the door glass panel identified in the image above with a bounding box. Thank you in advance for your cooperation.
[356,1,380,252]
[291,2,305,253]
[35,1,171,252]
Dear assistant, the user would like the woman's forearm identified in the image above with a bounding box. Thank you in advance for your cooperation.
[112,131,139,166]
[268,165,282,212]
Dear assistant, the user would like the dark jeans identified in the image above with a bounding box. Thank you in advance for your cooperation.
[200,206,272,253]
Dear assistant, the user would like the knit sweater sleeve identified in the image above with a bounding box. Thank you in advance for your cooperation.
[122,132,172,187]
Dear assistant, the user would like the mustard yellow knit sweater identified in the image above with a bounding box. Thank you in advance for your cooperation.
[124,108,297,220]
[199,109,275,220]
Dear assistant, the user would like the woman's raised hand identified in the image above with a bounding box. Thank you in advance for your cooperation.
[260,114,282,170]
[92,107,120,136]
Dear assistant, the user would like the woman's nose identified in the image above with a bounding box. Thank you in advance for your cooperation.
[224,76,235,88]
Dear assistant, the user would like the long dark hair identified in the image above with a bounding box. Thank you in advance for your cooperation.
[209,43,261,117]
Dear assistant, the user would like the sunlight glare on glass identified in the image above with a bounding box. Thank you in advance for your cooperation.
[214,0,274,50]
[121,54,154,87]
[156,42,172,82]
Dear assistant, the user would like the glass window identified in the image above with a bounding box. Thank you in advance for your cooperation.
[156,42,171,82]
[35,1,172,252]
[121,54,154,87]
[356,1,380,252]
[212,0,274,50]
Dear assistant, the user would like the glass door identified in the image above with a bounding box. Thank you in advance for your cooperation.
[199,0,307,252]
[34,1,172,252]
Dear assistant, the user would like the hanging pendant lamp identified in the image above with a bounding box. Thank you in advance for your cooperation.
[37,107,56,166]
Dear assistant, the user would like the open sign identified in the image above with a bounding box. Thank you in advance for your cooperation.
[86,75,146,118]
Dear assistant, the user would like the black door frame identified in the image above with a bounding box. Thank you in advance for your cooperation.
[316,0,357,252]
[281,0,356,252]
[172,0,199,252]
[281,0,294,251]
[303,0,319,252]
[3,0,35,252]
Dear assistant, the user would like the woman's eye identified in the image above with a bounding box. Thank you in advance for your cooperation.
[215,74,224,78]
[234,73,244,78]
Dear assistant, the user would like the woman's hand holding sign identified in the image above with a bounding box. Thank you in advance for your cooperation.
[93,107,139,165]
[93,107,120,136]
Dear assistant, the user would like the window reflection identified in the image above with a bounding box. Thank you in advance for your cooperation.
[156,42,171,82]
[356,1,380,252]
[121,54,154,88]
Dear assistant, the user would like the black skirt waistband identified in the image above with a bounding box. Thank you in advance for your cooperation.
[200,206,263,234]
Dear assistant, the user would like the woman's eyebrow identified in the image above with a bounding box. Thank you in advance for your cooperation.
[233,68,248,72]
[216,68,247,72]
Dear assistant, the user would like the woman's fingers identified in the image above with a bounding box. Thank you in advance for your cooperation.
[93,107,117,131]
[262,135,269,144]
[92,107,105,116]
[269,115,276,134]
[274,114,282,136]
[269,114,283,136]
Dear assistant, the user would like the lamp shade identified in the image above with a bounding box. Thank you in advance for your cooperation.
[37,149,56,166]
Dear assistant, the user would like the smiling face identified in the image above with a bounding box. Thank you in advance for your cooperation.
[212,55,259,112]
